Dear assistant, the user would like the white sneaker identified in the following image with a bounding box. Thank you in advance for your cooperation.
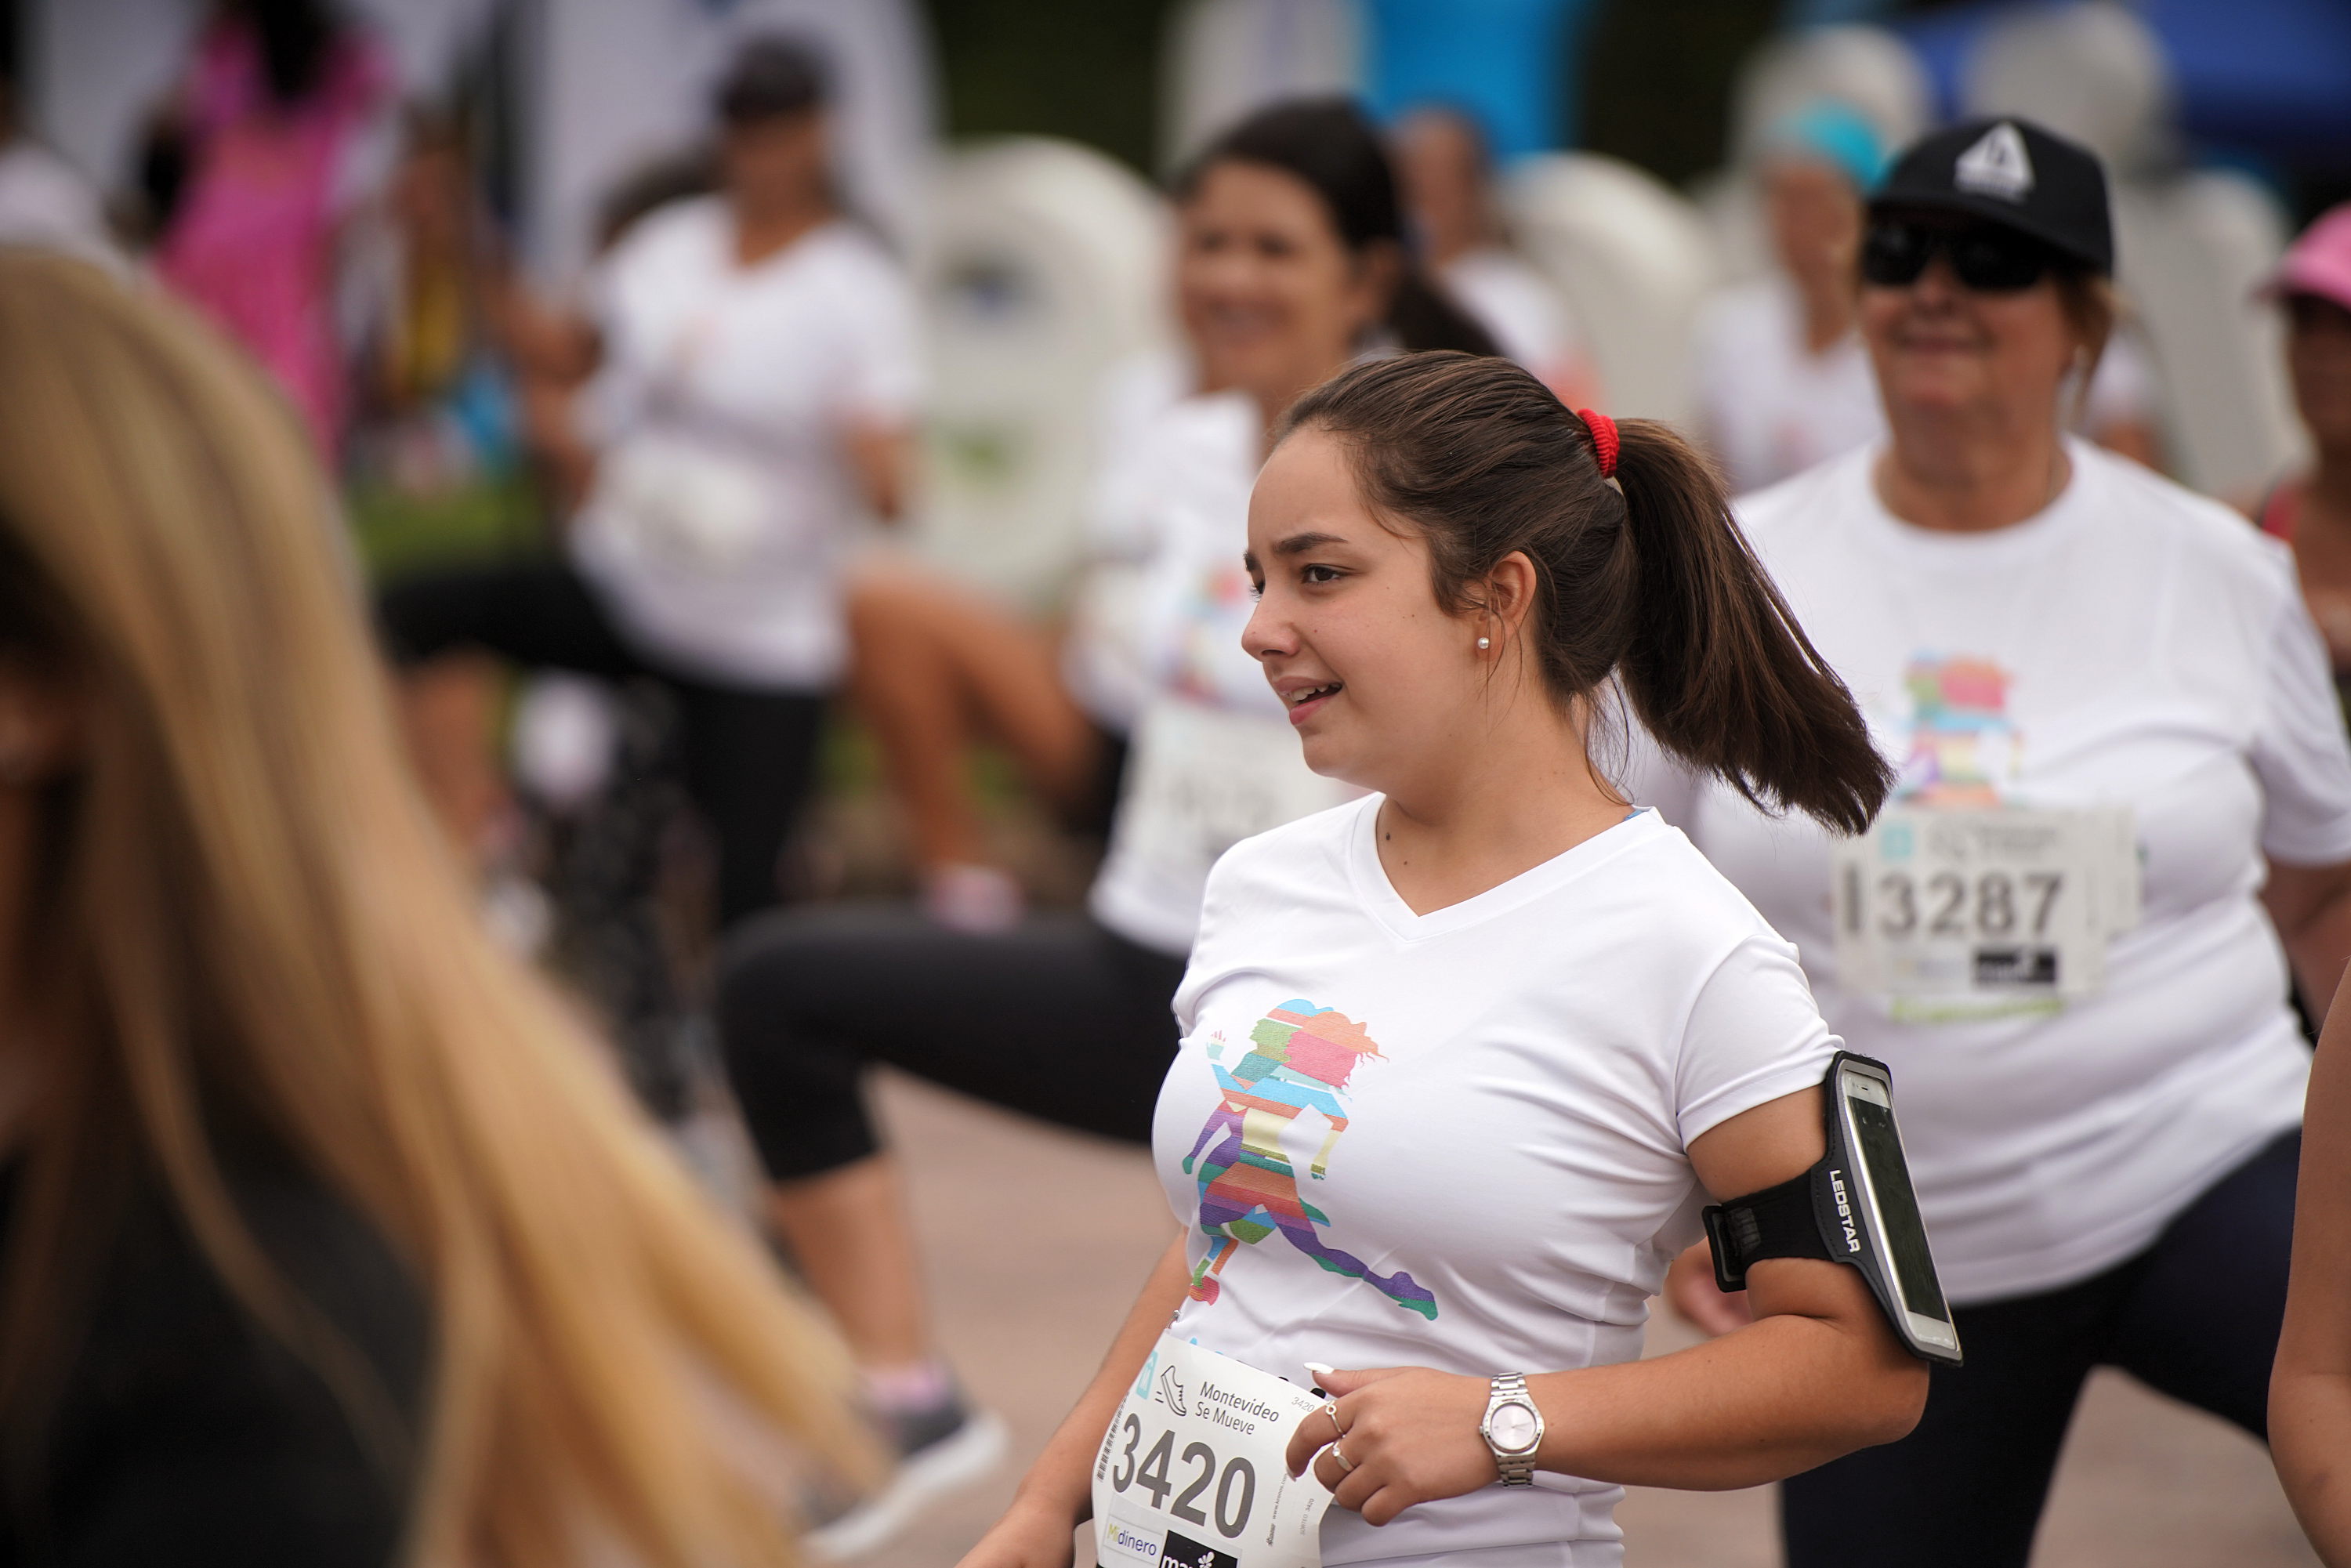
[920,863,1025,935]
[806,1401,1010,1559]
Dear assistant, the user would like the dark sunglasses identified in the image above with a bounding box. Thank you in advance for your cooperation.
[1860,219,2056,293]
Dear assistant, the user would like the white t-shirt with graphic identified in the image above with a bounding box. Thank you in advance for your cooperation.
[1087,389,1355,955]
[570,202,921,689]
[1154,800,1838,1566]
[1635,438,2351,1303]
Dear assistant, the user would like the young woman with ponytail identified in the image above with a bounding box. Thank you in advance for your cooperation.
[717,100,1499,1552]
[958,350,1920,1568]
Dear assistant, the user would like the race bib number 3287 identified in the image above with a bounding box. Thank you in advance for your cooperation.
[1093,1332,1333,1568]
[1829,806,2139,1021]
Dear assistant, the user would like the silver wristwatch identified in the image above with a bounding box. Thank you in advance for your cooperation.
[1479,1373,1545,1487]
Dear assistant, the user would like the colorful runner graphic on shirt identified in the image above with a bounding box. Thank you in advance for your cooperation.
[1180,1000,1436,1320]
[1898,655,2015,806]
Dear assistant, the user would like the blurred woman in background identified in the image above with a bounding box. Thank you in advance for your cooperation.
[715,99,1496,1555]
[1693,100,2161,494]
[1389,103,1592,401]
[1655,119,2351,1568]
[1692,101,1891,493]
[0,252,868,1565]
[2255,205,2351,691]
[149,0,393,460]
[380,34,918,935]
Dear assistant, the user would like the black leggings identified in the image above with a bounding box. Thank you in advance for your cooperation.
[1780,1128,2301,1568]
[378,561,828,928]
[717,907,1188,1180]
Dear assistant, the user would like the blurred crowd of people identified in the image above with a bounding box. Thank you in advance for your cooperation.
[9,2,2351,1566]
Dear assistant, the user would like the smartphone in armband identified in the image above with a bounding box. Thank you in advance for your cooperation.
[1704,1052,1962,1366]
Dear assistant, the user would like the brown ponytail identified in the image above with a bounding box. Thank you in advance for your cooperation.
[1277,351,1893,834]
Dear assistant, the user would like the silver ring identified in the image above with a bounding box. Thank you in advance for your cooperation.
[1323,1401,1346,1438]
[1330,1441,1355,1476]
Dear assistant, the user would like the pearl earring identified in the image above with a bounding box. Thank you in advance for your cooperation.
[1476,636,1491,650]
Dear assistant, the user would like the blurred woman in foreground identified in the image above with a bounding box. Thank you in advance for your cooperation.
[0,252,868,1565]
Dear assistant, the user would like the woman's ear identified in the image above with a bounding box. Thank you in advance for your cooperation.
[1482,551,1541,647]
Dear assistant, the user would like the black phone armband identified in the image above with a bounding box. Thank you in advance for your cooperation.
[1699,1052,1963,1366]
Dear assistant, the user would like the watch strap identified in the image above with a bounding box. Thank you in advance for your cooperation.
[1483,1373,1541,1487]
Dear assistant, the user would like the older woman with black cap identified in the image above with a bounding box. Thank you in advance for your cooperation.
[1649,118,2351,1566]
[380,34,918,934]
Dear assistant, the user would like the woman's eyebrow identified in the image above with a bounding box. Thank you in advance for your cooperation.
[1273,531,1348,556]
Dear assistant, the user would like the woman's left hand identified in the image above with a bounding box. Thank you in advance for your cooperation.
[1283,1367,1502,1526]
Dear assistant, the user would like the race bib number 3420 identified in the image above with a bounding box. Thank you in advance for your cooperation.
[1093,1332,1333,1568]
[1828,806,2139,1021]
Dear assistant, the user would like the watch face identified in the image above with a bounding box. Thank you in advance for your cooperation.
[1490,1401,1539,1451]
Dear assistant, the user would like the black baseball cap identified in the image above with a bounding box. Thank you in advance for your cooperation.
[1869,117,2113,277]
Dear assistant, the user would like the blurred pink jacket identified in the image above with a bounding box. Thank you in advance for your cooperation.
[157,21,387,459]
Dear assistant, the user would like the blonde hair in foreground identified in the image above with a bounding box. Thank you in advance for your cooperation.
[0,252,874,1563]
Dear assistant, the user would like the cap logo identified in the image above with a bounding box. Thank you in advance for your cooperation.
[1954,122,2034,203]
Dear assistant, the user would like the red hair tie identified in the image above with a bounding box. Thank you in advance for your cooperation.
[1578,407,1619,479]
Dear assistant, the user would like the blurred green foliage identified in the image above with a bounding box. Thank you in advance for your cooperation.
[918,0,1186,173]
[346,475,542,581]
[1580,0,1780,189]
[921,0,1772,193]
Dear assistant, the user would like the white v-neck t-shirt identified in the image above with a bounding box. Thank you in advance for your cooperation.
[570,201,920,689]
[1153,799,1838,1566]
[1633,438,2351,1303]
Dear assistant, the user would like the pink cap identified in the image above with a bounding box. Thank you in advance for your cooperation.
[2269,203,2351,313]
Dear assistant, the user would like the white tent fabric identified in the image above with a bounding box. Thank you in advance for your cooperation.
[1965,1,2299,497]
[24,0,195,190]
[911,136,1172,607]
[521,0,936,286]
[1505,151,1720,425]
[1159,0,1360,173]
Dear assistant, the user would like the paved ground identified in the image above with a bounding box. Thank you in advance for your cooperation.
[852,1070,2318,1568]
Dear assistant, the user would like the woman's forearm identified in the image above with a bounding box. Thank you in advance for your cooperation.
[1529,1296,1925,1491]
[1007,1235,1193,1523]
[2275,1010,2351,1564]
[2275,1371,2351,1566]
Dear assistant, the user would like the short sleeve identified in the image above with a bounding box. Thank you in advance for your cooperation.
[1674,933,1838,1147]
[1171,851,1241,1035]
[834,255,924,423]
[578,230,657,441]
[2253,567,2351,866]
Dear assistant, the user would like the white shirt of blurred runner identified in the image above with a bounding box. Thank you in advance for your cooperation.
[569,199,920,690]
[1693,273,2161,496]
[0,139,126,273]
[1691,275,1883,494]
[1441,245,1585,391]
[1060,348,1194,736]
[1155,800,1837,1565]
[1087,389,1357,956]
[1630,437,2351,1303]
